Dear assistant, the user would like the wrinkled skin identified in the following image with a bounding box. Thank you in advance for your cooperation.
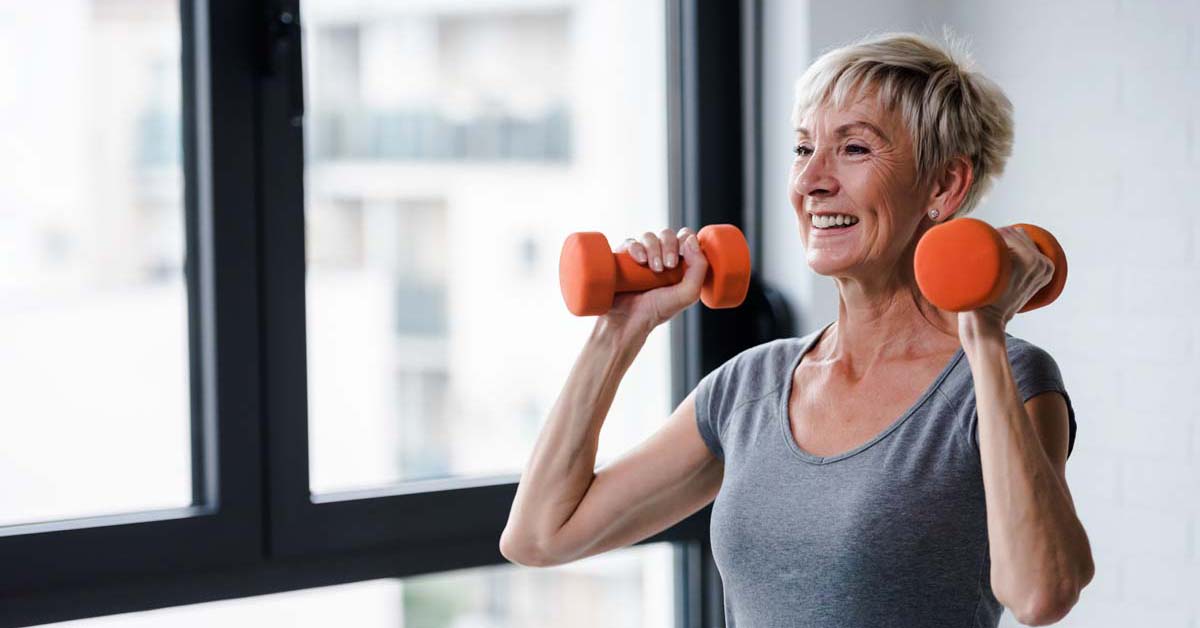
[789,90,1051,338]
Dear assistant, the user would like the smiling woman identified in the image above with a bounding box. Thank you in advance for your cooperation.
[786,30,1014,316]
[697,31,1093,627]
[505,30,1090,628]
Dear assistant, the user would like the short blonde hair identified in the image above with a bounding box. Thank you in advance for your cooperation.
[791,31,1013,216]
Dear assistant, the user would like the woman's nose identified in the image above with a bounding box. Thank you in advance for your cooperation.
[794,149,838,198]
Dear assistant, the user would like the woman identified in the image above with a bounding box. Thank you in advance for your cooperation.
[501,32,1093,627]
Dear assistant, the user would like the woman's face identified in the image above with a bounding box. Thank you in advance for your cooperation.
[789,92,930,281]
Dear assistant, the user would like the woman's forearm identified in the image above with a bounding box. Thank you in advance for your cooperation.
[500,317,648,562]
[960,326,1093,624]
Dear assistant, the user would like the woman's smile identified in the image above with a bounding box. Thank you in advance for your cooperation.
[808,210,862,233]
[808,217,862,240]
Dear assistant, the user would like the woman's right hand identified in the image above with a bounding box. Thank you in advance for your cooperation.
[600,227,709,336]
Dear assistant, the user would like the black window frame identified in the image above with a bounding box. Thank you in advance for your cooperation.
[0,1,773,626]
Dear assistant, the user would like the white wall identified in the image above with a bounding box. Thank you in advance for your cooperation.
[761,1,1200,626]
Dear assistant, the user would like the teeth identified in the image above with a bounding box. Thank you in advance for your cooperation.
[812,214,859,229]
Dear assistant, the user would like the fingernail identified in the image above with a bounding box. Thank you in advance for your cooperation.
[687,237,699,253]
[635,250,646,263]
[652,258,662,271]
[665,253,676,268]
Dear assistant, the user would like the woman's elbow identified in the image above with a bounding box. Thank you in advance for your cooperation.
[1007,577,1087,626]
[997,539,1095,625]
[499,531,554,568]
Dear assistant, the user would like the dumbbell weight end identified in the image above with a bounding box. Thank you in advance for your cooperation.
[913,218,1067,313]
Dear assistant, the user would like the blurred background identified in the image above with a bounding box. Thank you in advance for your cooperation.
[0,0,1196,626]
[1,0,675,624]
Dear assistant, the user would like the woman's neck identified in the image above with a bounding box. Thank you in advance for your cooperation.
[817,280,959,377]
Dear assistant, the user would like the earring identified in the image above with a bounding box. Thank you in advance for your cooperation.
[928,209,940,220]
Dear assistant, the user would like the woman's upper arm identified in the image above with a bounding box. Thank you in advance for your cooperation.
[538,387,724,566]
[1008,340,1077,460]
[1025,390,1071,480]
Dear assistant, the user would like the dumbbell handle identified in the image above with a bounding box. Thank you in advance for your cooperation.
[611,252,690,294]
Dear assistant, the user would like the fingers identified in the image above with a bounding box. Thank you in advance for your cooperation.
[617,236,644,261]
[1002,225,1038,252]
[614,226,700,273]
[676,232,708,294]
[677,226,694,247]
[669,228,695,270]
[678,232,704,267]
[621,227,696,272]
[618,236,650,264]
[640,231,664,271]
[998,226,1038,261]
[999,226,1054,288]
[658,228,680,269]
[614,227,707,315]
[1011,227,1052,268]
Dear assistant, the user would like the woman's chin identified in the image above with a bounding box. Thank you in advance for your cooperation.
[805,254,855,277]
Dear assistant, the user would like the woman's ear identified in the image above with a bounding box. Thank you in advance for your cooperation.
[927,155,974,221]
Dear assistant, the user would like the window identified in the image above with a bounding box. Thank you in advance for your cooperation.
[0,0,190,529]
[300,0,673,495]
[0,1,749,625]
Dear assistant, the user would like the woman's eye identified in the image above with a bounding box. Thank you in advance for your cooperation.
[845,144,870,155]
[792,145,813,157]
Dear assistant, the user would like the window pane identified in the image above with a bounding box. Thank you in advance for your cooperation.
[0,2,191,525]
[303,0,670,493]
[47,543,676,626]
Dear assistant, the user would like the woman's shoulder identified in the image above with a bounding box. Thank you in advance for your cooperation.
[1001,333,1065,380]
[934,331,1066,405]
[735,334,814,364]
[721,327,824,375]
[1002,332,1052,353]
[695,336,801,427]
[1003,331,1070,391]
[699,329,823,397]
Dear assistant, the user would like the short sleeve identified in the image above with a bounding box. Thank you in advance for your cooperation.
[1008,340,1077,458]
[694,359,733,462]
[692,337,812,463]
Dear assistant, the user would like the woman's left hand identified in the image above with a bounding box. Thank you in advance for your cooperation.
[957,225,1055,339]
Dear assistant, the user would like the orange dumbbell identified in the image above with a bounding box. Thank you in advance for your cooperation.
[914,217,1067,313]
[559,224,752,316]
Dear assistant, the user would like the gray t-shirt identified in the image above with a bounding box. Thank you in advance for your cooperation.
[695,322,1077,627]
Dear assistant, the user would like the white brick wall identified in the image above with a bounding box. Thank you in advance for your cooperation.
[762,1,1200,625]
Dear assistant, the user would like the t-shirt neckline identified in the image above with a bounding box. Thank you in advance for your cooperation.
[778,321,966,465]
